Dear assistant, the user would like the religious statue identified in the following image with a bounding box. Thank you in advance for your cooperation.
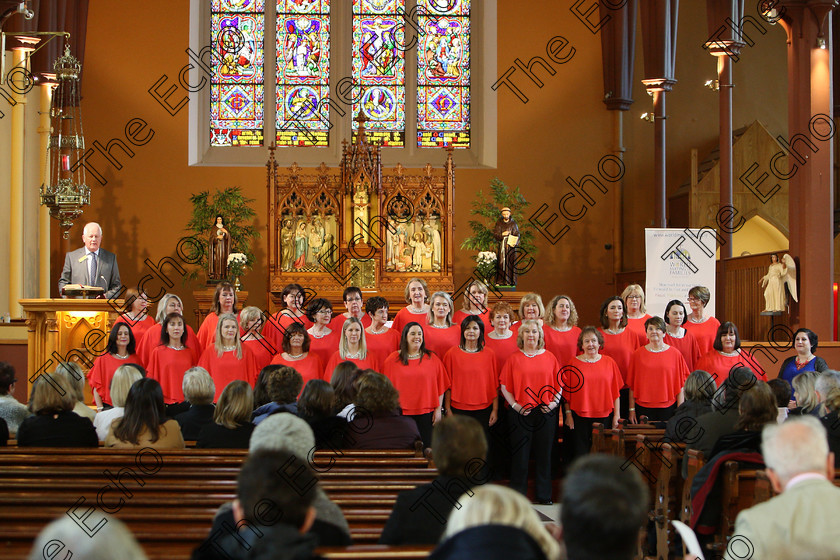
[293,221,308,269]
[280,219,295,271]
[760,253,798,312]
[209,215,230,281]
[493,207,520,287]
[353,183,370,243]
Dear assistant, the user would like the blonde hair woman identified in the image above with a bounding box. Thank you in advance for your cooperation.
[324,317,378,375]
[197,380,255,449]
[198,313,256,402]
[425,291,460,358]
[621,284,651,339]
[93,365,144,440]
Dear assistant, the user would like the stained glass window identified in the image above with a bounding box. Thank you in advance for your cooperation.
[352,0,406,147]
[276,0,331,147]
[417,0,470,148]
[210,0,265,147]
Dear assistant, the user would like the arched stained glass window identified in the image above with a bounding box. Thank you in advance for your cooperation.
[276,0,331,147]
[352,0,406,147]
[417,0,470,148]
[210,0,266,147]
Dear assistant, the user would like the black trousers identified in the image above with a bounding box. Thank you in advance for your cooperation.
[408,412,434,448]
[635,403,677,422]
[508,407,558,503]
[569,412,612,460]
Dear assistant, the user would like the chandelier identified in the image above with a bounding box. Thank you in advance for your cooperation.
[40,42,89,239]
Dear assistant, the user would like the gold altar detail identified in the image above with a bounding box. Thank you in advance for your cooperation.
[267,117,455,308]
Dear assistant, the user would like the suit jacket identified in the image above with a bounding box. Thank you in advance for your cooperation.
[59,247,121,298]
[724,477,840,560]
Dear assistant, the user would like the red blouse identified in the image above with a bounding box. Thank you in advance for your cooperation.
[544,326,582,368]
[695,350,766,386]
[365,328,400,367]
[198,346,258,402]
[148,346,198,403]
[443,347,499,410]
[87,353,141,406]
[330,313,372,330]
[243,338,274,373]
[423,324,461,359]
[391,306,430,335]
[563,355,622,418]
[683,316,721,356]
[626,315,652,341]
[452,309,491,331]
[138,324,202,368]
[307,329,341,367]
[664,329,702,371]
[599,327,646,386]
[263,311,312,353]
[500,350,562,408]
[627,346,690,408]
[113,315,155,348]
[269,353,325,396]
[485,332,519,373]
[381,351,447,415]
[324,351,380,380]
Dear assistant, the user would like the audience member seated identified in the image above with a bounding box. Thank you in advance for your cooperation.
[380,415,487,545]
[174,368,216,440]
[28,513,148,560]
[665,369,715,442]
[298,379,347,450]
[789,371,818,416]
[814,370,840,417]
[17,375,97,447]
[330,361,360,419]
[723,417,840,560]
[820,387,840,467]
[54,362,96,422]
[252,366,302,424]
[94,365,144,440]
[105,378,185,449]
[559,454,649,560]
[346,371,421,449]
[194,413,352,555]
[708,382,777,458]
[429,484,560,560]
[252,364,274,409]
[191,449,320,560]
[0,362,28,435]
[768,377,792,424]
[197,380,255,448]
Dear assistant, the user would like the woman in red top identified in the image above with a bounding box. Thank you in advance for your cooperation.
[511,293,544,336]
[663,300,702,371]
[683,285,721,356]
[240,306,275,372]
[330,286,372,330]
[500,319,562,504]
[627,317,690,423]
[424,292,460,358]
[263,283,312,351]
[199,313,257,402]
[452,279,491,330]
[88,323,140,409]
[364,296,399,366]
[137,294,202,367]
[113,288,155,346]
[197,282,238,350]
[543,295,582,367]
[443,316,499,430]
[381,322,446,448]
[562,326,622,458]
[696,322,764,386]
[598,296,645,418]
[305,298,340,367]
[391,277,430,333]
[485,302,518,373]
[324,317,378,377]
[270,322,324,394]
[147,313,198,404]
[622,284,652,341]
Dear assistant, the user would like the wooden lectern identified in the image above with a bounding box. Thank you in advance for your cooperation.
[19,299,123,397]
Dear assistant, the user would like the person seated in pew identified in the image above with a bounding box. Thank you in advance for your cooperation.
[723,416,840,560]
[707,382,778,459]
[820,387,840,467]
[789,370,819,416]
[429,484,560,560]
[197,380,255,449]
[174,368,216,441]
[380,415,487,545]
[767,377,792,424]
[17,374,97,447]
[0,362,29,435]
[664,369,715,442]
[192,449,321,560]
[346,371,421,450]
[558,454,649,560]
[814,370,840,417]
[54,362,96,422]
[329,361,361,419]
[94,365,144,441]
[105,378,185,449]
[252,364,274,409]
[193,413,352,558]
[252,366,302,425]
[298,379,347,450]
[29,513,148,560]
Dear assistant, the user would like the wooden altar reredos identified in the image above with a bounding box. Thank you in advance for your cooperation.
[267,119,455,310]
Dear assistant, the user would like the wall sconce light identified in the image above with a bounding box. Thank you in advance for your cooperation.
[817,37,827,50]
[640,112,655,123]
[705,79,720,91]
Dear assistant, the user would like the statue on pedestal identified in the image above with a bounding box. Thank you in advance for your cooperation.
[760,253,798,312]
[209,215,230,281]
[493,207,520,287]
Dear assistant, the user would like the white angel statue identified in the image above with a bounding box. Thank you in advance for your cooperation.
[760,253,798,312]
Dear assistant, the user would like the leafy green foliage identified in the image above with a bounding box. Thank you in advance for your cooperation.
[183,186,260,283]
[460,178,538,256]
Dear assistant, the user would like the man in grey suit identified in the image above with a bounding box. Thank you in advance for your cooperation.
[58,222,121,298]
[724,416,840,560]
